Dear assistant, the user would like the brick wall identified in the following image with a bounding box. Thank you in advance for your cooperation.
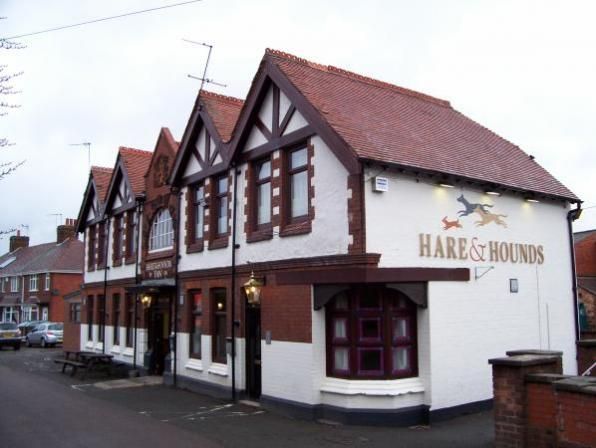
[575,233,596,277]
[49,273,82,322]
[577,340,596,376]
[62,300,80,352]
[490,350,596,448]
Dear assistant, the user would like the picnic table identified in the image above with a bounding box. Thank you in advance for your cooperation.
[54,350,115,379]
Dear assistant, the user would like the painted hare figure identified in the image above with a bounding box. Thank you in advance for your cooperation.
[473,206,508,228]
[457,194,493,217]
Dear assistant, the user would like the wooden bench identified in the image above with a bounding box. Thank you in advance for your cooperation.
[54,358,87,377]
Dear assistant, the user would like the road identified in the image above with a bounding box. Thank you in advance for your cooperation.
[0,347,494,447]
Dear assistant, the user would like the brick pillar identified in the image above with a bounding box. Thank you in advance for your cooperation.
[554,377,596,447]
[489,354,563,448]
[576,339,596,376]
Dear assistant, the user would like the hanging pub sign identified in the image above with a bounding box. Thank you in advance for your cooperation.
[145,259,174,279]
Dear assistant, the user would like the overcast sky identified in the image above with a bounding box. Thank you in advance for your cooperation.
[1,0,595,248]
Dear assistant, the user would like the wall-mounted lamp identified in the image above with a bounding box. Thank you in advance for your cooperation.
[141,295,152,309]
[525,197,540,203]
[438,182,455,188]
[485,190,501,196]
[243,271,265,306]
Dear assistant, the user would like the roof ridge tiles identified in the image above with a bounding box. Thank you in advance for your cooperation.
[119,146,152,156]
[265,48,451,108]
[201,90,245,105]
[91,166,113,172]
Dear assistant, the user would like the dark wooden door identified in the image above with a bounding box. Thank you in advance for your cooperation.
[245,304,261,399]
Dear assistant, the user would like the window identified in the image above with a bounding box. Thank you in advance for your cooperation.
[288,147,308,219]
[215,176,229,236]
[2,306,16,323]
[70,303,81,323]
[112,294,120,345]
[29,275,38,292]
[23,305,39,322]
[125,211,137,260]
[87,296,94,340]
[212,289,227,364]
[88,225,96,269]
[44,273,50,291]
[98,295,105,342]
[1,278,5,293]
[255,158,272,226]
[113,215,124,263]
[10,276,18,292]
[326,287,418,379]
[97,222,106,266]
[125,294,134,347]
[194,185,205,241]
[149,209,174,251]
[190,291,202,358]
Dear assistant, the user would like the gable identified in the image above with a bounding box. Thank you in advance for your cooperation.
[104,160,134,213]
[240,83,311,153]
[181,119,225,179]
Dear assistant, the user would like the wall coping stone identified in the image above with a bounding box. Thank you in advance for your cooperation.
[525,373,568,384]
[576,339,596,347]
[554,377,596,395]
[488,354,559,367]
[506,349,563,356]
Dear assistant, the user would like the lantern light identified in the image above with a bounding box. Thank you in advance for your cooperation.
[243,271,264,306]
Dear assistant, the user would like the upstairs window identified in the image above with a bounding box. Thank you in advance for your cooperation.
[215,176,229,236]
[288,147,308,219]
[10,276,18,292]
[113,215,124,262]
[255,158,272,226]
[44,273,50,291]
[194,185,205,241]
[149,209,174,251]
[88,225,96,269]
[97,222,106,266]
[125,211,137,260]
[29,275,39,292]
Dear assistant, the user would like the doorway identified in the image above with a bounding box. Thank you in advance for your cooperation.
[147,296,171,375]
[245,303,261,399]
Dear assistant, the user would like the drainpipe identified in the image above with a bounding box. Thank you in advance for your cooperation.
[173,188,182,387]
[230,164,239,402]
[567,202,582,343]
[102,216,111,354]
[133,199,143,370]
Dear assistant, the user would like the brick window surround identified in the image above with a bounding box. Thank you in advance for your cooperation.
[326,286,418,380]
[124,210,137,265]
[87,225,96,271]
[112,215,124,267]
[186,184,205,253]
[246,156,274,243]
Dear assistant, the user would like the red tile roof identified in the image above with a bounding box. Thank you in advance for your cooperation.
[90,166,113,203]
[200,91,244,142]
[119,147,153,196]
[0,238,83,276]
[266,49,577,201]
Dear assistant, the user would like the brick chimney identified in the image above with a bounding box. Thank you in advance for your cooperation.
[9,230,29,252]
[57,218,77,244]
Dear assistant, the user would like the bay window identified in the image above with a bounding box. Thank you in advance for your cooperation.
[326,287,418,379]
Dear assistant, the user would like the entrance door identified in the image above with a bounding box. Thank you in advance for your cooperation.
[148,297,171,375]
[245,304,261,399]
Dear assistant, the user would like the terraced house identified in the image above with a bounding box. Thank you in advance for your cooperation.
[0,221,83,324]
[74,49,581,425]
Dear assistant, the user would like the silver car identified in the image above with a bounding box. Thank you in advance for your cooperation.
[26,322,63,348]
[0,322,21,350]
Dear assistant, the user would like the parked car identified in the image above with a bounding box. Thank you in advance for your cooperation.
[18,320,47,341]
[26,322,63,348]
[0,322,21,350]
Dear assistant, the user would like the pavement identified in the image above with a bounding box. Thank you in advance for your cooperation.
[0,346,494,447]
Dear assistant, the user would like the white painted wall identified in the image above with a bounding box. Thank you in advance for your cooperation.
[178,135,351,272]
[364,168,577,411]
[81,323,146,366]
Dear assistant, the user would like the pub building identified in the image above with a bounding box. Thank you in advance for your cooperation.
[75,50,582,425]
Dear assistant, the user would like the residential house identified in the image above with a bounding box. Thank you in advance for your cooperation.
[0,220,83,323]
[574,229,596,335]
